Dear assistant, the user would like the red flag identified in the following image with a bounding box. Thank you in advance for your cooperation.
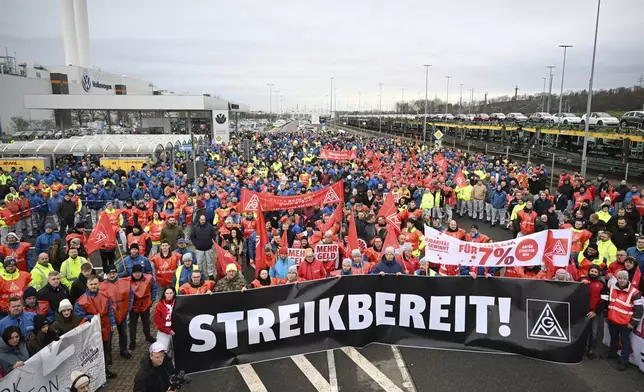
[379,225,399,260]
[377,194,401,235]
[254,208,270,277]
[394,161,400,177]
[347,210,360,252]
[86,211,116,255]
[214,241,242,279]
[454,169,467,188]
[280,229,288,249]
[410,147,417,164]
[317,205,342,234]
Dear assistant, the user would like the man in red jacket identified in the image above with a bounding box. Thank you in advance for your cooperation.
[580,265,606,359]
[298,249,326,281]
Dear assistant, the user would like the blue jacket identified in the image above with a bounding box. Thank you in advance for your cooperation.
[0,311,35,337]
[118,255,153,277]
[35,231,61,256]
[171,263,204,290]
[269,257,296,279]
[86,192,105,210]
[490,190,508,209]
[627,246,644,271]
[115,186,132,201]
[28,193,47,213]
[624,191,641,205]
[132,188,145,201]
[373,258,404,274]
[47,194,63,214]
[73,290,116,327]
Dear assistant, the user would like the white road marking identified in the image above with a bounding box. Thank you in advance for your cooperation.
[327,350,338,392]
[391,346,417,392]
[341,347,405,392]
[237,364,268,392]
[291,354,336,392]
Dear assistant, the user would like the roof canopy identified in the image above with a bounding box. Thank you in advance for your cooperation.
[0,134,201,155]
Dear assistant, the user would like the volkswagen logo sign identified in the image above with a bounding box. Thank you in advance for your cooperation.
[81,73,91,92]
[215,113,227,124]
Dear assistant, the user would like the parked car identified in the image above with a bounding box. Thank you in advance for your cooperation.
[620,111,644,128]
[444,113,455,120]
[529,112,553,123]
[455,114,468,121]
[580,112,619,126]
[465,114,475,121]
[549,112,582,125]
[474,113,490,121]
[489,113,506,121]
[506,113,528,122]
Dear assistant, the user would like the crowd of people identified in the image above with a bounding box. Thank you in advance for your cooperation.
[0,127,643,386]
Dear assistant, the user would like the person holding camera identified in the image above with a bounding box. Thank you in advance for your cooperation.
[133,342,176,392]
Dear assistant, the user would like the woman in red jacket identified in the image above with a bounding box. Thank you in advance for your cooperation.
[154,287,176,359]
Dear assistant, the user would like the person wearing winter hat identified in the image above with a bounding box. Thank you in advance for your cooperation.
[26,314,54,356]
[374,246,404,275]
[0,255,33,316]
[350,248,371,275]
[606,269,644,370]
[331,259,353,276]
[0,231,34,272]
[285,265,301,283]
[50,298,81,337]
[129,264,157,351]
[580,264,607,359]
[22,285,51,321]
[298,248,326,281]
[99,264,132,361]
[118,242,153,278]
[69,370,91,392]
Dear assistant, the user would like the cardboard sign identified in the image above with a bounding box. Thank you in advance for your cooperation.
[288,248,307,266]
[314,243,339,264]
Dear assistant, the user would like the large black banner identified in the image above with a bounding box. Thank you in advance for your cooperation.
[172,276,589,373]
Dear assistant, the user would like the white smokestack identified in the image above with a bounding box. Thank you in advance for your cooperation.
[73,0,91,68]
[61,0,79,66]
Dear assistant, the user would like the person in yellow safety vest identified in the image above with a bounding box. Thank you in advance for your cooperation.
[0,200,10,243]
[172,253,202,292]
[59,248,89,289]
[28,253,55,291]
[596,231,617,267]
[457,182,474,218]
[0,172,9,185]
[510,199,526,221]
[420,187,442,219]
[596,203,612,223]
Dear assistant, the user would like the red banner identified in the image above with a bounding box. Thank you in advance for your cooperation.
[241,181,345,212]
[320,149,357,161]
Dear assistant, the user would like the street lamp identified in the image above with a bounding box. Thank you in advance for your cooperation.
[267,83,274,120]
[422,64,431,143]
[581,0,602,177]
[557,45,573,120]
[378,82,383,132]
[445,76,451,115]
[459,84,464,115]
[330,77,334,119]
[542,77,547,111]
[546,66,556,113]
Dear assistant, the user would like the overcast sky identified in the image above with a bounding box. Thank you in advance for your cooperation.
[2,0,643,112]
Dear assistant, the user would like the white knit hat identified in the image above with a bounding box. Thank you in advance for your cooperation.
[59,299,73,312]
[70,370,90,389]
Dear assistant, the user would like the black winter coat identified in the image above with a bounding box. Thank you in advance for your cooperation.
[133,354,174,392]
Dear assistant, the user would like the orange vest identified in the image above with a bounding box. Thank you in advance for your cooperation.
[179,280,215,295]
[150,252,180,287]
[100,278,131,324]
[0,243,31,272]
[106,209,122,232]
[0,272,31,312]
[135,209,151,229]
[402,228,422,251]
[131,274,153,313]
[66,232,87,247]
[517,210,537,234]
[444,229,466,240]
[608,284,640,325]
[148,221,165,242]
[76,291,111,341]
[127,233,148,255]
[183,204,195,226]
[242,219,256,239]
[24,300,50,318]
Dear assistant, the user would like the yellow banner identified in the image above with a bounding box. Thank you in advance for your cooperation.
[0,158,49,172]
[99,157,150,171]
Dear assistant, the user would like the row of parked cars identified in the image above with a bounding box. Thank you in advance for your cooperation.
[429,110,644,128]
